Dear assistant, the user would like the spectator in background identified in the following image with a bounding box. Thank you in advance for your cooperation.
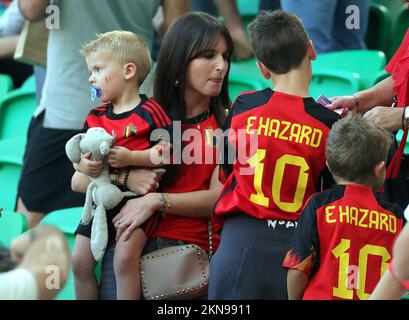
[0,225,70,300]
[190,0,253,60]
[17,0,188,229]
[281,0,369,53]
[0,0,33,88]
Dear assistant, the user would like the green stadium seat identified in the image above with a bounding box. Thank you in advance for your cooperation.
[372,69,390,86]
[229,73,265,101]
[0,137,26,163]
[40,206,83,252]
[390,5,409,60]
[310,69,362,99]
[21,75,36,91]
[0,74,13,101]
[0,210,28,247]
[230,58,271,87]
[365,3,392,55]
[313,50,386,89]
[39,206,85,300]
[395,130,409,154]
[0,151,23,212]
[0,138,26,201]
[0,88,36,140]
[237,0,259,17]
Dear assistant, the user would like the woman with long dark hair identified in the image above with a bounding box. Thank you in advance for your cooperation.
[110,12,234,298]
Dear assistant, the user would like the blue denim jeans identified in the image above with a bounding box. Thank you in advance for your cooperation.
[281,0,369,53]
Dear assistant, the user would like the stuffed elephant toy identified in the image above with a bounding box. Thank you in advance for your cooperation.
[65,127,134,261]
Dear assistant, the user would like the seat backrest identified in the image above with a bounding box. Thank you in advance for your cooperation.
[0,74,13,102]
[39,206,84,252]
[21,75,37,91]
[372,69,390,86]
[229,74,266,101]
[310,69,362,99]
[230,58,271,87]
[390,5,409,60]
[0,88,36,139]
[313,50,386,89]
[237,0,259,17]
[365,3,392,54]
[39,206,89,300]
[0,155,23,212]
[0,210,28,247]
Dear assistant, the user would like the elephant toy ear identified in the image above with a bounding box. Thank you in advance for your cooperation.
[65,133,85,163]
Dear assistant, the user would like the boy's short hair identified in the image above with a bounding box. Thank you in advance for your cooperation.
[81,30,151,85]
[326,114,392,183]
[248,10,309,74]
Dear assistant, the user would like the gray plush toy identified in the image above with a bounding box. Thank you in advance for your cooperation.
[65,127,134,261]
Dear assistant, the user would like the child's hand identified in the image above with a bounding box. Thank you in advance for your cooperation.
[108,146,132,168]
[75,152,103,177]
[150,141,172,164]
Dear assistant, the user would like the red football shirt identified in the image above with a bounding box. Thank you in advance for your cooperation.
[283,184,404,300]
[214,89,340,221]
[83,95,171,151]
[152,111,222,251]
[385,29,409,107]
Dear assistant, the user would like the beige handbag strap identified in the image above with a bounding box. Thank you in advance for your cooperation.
[208,219,213,258]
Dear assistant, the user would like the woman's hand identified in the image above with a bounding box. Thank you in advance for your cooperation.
[112,193,162,242]
[329,95,361,114]
[125,168,165,195]
[363,106,403,131]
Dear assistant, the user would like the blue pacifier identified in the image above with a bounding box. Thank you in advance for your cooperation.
[90,85,102,101]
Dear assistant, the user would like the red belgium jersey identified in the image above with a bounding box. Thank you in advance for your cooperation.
[214,89,340,221]
[283,184,404,300]
[83,95,171,151]
[152,111,222,251]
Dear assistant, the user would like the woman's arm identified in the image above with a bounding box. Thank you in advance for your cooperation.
[371,224,409,299]
[159,165,222,218]
[113,166,223,241]
[331,76,395,113]
[354,76,396,111]
[370,270,407,300]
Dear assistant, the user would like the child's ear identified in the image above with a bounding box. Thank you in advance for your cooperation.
[374,160,386,178]
[123,62,137,80]
[256,61,271,80]
[307,40,317,61]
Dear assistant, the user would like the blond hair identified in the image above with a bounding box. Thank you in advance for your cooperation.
[81,31,151,85]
